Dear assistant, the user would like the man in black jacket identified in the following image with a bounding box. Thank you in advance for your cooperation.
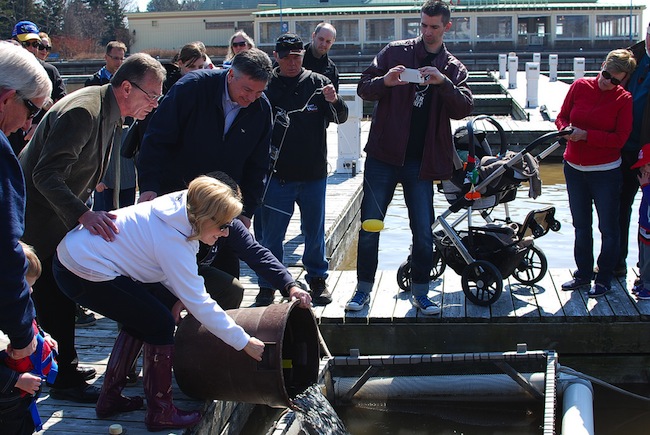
[303,22,340,92]
[253,33,348,307]
[137,48,273,279]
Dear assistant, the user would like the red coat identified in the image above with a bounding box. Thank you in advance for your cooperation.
[556,77,633,166]
[357,38,474,180]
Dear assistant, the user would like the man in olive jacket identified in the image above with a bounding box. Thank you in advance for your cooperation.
[19,53,165,403]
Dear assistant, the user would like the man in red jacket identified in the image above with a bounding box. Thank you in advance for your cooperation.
[345,0,474,315]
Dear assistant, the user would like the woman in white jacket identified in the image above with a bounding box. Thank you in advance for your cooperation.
[52,176,266,431]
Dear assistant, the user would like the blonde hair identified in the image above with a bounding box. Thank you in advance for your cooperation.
[226,30,255,61]
[19,241,42,281]
[186,176,242,241]
[604,48,637,75]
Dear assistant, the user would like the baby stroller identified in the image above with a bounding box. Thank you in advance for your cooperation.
[396,115,570,306]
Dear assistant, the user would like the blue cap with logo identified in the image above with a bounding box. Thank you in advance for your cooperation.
[12,21,40,42]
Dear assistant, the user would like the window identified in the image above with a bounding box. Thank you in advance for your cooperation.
[151,20,158,27]
[295,20,321,40]
[476,16,512,40]
[205,22,234,30]
[366,19,394,42]
[403,18,420,39]
[448,16,471,41]
[555,15,589,38]
[331,19,358,42]
[259,22,282,44]
[596,15,637,39]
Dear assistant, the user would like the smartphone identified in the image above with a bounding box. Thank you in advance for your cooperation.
[399,68,424,84]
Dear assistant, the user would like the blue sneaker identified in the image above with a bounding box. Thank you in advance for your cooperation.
[636,287,650,300]
[561,277,590,291]
[411,294,441,315]
[345,291,370,311]
[588,283,610,298]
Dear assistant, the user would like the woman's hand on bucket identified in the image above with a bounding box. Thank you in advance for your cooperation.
[288,286,312,308]
[244,337,265,361]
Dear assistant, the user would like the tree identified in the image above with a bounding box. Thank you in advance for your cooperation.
[147,0,179,12]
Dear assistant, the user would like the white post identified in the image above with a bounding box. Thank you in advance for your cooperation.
[526,62,540,108]
[508,54,518,89]
[498,54,507,79]
[549,54,558,82]
[533,52,541,64]
[573,57,585,80]
[336,84,363,174]
[562,380,594,435]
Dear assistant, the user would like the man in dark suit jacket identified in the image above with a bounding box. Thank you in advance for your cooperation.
[20,53,166,403]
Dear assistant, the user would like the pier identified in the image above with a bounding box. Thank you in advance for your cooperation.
[9,71,647,434]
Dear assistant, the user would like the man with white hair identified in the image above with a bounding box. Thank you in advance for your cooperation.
[20,53,166,403]
[0,41,51,432]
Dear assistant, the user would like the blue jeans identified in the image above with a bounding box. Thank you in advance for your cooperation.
[357,157,434,297]
[255,177,328,288]
[564,163,621,285]
[52,254,178,345]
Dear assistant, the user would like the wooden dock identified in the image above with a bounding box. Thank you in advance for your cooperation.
[11,72,617,434]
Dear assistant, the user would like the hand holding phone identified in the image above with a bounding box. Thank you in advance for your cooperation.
[399,68,425,84]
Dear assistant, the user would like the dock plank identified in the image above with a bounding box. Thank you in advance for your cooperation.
[550,268,590,321]
[440,268,465,321]
[367,271,398,322]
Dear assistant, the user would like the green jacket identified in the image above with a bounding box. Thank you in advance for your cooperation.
[20,84,122,259]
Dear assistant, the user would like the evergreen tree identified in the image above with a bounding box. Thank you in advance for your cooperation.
[147,0,179,12]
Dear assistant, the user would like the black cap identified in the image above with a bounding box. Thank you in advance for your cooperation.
[275,33,304,59]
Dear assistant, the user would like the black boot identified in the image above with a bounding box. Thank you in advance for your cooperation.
[143,343,201,431]
[96,330,144,418]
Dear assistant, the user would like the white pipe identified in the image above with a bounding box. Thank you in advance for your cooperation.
[333,373,546,402]
[560,376,594,435]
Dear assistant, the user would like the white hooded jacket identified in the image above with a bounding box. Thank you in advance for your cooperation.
[57,191,250,351]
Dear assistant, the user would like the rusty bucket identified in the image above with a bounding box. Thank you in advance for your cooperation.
[173,300,319,408]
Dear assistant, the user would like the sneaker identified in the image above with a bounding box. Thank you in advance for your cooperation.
[75,305,96,327]
[411,294,441,316]
[561,277,590,291]
[345,291,370,311]
[308,277,332,306]
[588,283,610,298]
[254,287,275,307]
[636,288,650,300]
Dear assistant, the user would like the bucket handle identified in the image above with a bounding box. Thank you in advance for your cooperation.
[257,342,278,371]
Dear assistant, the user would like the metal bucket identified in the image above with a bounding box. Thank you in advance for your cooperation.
[174,300,319,408]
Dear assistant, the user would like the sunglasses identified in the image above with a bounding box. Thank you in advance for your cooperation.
[232,41,247,48]
[18,94,41,119]
[22,41,40,49]
[130,81,163,102]
[601,70,623,86]
[219,221,234,231]
[107,54,125,61]
[38,44,51,51]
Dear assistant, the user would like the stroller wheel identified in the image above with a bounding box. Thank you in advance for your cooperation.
[397,259,412,291]
[431,248,446,279]
[396,252,446,291]
[512,245,548,285]
[462,260,503,306]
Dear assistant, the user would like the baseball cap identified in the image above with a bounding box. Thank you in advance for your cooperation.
[632,143,650,169]
[275,33,304,59]
[12,21,40,42]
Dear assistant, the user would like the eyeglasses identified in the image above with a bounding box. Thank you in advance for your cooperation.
[107,54,125,61]
[219,221,234,231]
[601,70,623,86]
[232,41,247,48]
[22,41,40,49]
[38,44,51,51]
[130,81,162,102]
[18,94,41,120]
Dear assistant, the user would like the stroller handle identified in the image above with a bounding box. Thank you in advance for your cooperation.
[521,128,573,156]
